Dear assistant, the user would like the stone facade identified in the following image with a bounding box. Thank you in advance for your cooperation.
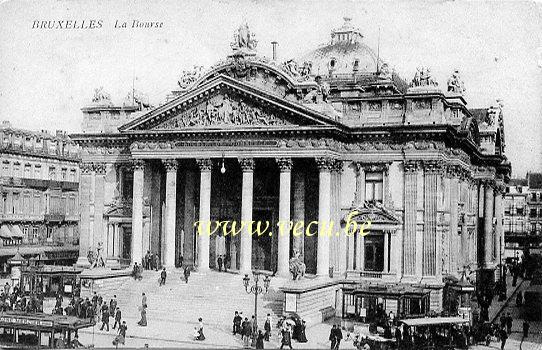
[71,20,510,313]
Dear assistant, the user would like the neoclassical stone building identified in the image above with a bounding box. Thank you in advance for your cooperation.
[72,19,510,313]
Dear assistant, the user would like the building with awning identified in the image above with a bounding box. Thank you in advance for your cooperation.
[0,120,80,277]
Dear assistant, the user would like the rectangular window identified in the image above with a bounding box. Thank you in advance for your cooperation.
[365,172,383,203]
[32,227,39,240]
[34,165,41,179]
[1,193,6,214]
[24,164,31,178]
[48,167,56,180]
[61,168,67,180]
[530,209,538,218]
[12,193,20,214]
[1,161,9,176]
[23,226,29,240]
[69,169,76,182]
[532,193,537,201]
[46,227,53,239]
[364,233,384,272]
[517,207,524,216]
[13,163,21,178]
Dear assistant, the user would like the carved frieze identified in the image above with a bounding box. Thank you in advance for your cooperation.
[153,94,290,130]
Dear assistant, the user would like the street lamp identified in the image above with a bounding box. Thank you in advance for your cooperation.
[243,271,271,331]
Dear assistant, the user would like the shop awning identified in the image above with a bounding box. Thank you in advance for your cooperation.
[0,225,12,239]
[9,225,24,238]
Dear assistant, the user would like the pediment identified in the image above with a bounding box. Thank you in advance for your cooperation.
[343,201,401,226]
[119,75,336,132]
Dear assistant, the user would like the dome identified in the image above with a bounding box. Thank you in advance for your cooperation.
[298,18,383,77]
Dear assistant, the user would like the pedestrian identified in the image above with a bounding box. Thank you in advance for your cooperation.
[141,293,147,307]
[197,317,205,340]
[217,255,223,272]
[500,327,508,350]
[280,325,293,349]
[144,251,150,270]
[183,266,191,283]
[500,313,506,329]
[100,307,110,331]
[264,313,271,341]
[160,268,167,286]
[505,312,512,335]
[256,330,265,349]
[233,311,242,335]
[334,324,343,350]
[242,317,251,348]
[113,307,121,329]
[523,321,530,338]
[110,295,117,317]
[179,255,184,268]
[329,325,337,350]
[154,254,159,271]
[113,321,127,347]
[137,304,147,326]
[132,263,139,280]
[298,320,308,343]
[3,282,10,295]
[516,291,523,306]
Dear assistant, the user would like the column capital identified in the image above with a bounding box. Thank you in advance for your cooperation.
[196,158,213,172]
[422,160,444,174]
[403,160,420,173]
[162,159,179,172]
[79,162,94,175]
[238,158,255,172]
[361,162,389,173]
[315,157,334,172]
[93,162,107,175]
[331,159,344,173]
[131,159,146,171]
[276,157,293,172]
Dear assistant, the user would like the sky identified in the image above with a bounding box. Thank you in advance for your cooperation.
[0,0,541,177]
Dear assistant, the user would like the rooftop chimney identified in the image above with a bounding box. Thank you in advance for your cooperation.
[271,41,278,61]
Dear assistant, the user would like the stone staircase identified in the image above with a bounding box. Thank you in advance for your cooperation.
[97,269,284,331]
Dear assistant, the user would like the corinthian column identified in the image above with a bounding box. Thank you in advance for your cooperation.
[196,159,212,272]
[276,158,292,277]
[94,163,107,256]
[131,160,145,266]
[239,158,254,274]
[494,183,504,270]
[422,160,441,278]
[163,159,178,268]
[484,180,495,267]
[402,161,418,277]
[316,157,333,276]
[76,162,93,267]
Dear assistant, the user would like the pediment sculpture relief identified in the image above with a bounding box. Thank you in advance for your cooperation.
[153,94,292,129]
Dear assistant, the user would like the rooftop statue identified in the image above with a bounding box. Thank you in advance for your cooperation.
[282,59,313,81]
[178,65,205,90]
[230,23,258,52]
[91,87,113,106]
[447,69,466,94]
[410,66,438,87]
[124,89,152,109]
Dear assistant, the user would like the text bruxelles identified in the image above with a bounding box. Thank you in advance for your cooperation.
[194,211,371,237]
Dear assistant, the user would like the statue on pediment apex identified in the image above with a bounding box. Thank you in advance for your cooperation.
[230,23,258,52]
[447,69,465,94]
[178,65,205,90]
[91,87,113,106]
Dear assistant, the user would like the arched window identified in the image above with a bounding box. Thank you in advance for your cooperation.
[329,58,336,70]
[353,59,360,71]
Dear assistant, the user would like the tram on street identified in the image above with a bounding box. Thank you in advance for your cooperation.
[0,311,94,349]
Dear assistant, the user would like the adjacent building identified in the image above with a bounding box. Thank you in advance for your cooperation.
[71,19,510,318]
[0,121,80,273]
[504,173,542,259]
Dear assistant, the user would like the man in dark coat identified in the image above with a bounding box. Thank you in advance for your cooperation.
[233,311,242,335]
[217,255,223,272]
[333,324,343,350]
[113,307,122,329]
[100,307,110,331]
[329,325,337,350]
[506,312,513,335]
[523,321,530,338]
[160,268,167,286]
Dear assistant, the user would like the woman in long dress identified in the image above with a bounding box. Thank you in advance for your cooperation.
[197,317,205,340]
[137,304,147,326]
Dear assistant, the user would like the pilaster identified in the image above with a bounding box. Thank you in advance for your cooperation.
[402,160,419,278]
[76,162,93,267]
[422,160,442,280]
